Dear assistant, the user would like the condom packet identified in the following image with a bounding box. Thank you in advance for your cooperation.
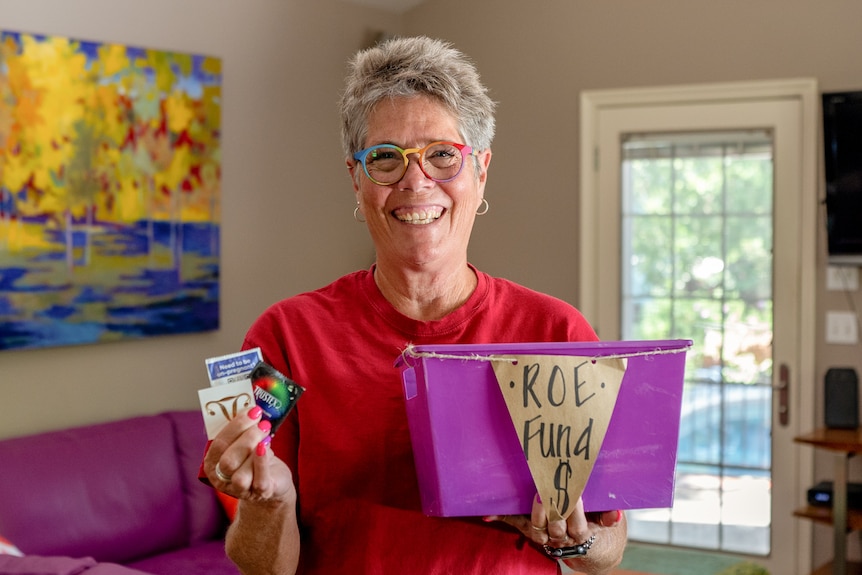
[205,348,263,386]
[249,360,305,436]
[198,350,303,440]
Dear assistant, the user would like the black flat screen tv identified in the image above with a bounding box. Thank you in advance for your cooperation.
[823,91,862,265]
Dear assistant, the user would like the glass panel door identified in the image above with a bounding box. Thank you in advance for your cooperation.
[621,132,774,554]
[579,82,819,574]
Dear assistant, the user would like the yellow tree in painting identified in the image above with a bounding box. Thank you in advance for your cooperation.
[1,32,221,258]
[4,36,89,240]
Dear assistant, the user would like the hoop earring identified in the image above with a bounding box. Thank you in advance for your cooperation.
[353,203,366,223]
[476,198,489,216]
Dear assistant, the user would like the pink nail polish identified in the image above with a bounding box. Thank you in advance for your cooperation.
[258,419,272,433]
[256,435,271,457]
[248,406,263,420]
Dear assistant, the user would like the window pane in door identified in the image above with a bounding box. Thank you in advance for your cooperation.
[620,131,773,556]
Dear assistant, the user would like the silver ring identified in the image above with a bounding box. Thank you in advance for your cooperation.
[214,462,232,483]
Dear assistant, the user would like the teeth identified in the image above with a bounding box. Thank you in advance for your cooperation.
[397,209,441,224]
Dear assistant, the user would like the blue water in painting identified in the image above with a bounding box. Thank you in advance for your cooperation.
[0,220,220,351]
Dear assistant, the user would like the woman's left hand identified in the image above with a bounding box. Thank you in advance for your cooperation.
[484,495,627,574]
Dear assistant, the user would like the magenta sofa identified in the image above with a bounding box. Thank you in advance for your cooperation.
[0,411,239,575]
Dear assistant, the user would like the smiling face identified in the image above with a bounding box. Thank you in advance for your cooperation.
[348,96,492,272]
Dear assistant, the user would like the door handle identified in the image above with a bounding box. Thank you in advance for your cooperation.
[776,363,790,427]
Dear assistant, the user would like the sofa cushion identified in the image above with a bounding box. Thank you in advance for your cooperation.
[125,540,239,575]
[0,414,187,563]
[0,556,153,575]
[165,411,227,543]
[0,555,98,575]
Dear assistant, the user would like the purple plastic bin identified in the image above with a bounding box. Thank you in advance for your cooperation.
[396,339,691,517]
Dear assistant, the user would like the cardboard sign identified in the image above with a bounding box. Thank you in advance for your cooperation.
[493,355,626,521]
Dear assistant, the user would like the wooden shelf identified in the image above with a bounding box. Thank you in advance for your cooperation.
[795,428,862,453]
[794,505,862,531]
[796,428,862,575]
[811,560,862,575]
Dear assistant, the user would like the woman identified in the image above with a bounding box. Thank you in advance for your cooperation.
[204,36,627,574]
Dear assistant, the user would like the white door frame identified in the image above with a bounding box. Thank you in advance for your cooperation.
[579,79,818,574]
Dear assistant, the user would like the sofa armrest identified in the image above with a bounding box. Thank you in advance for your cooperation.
[0,556,153,575]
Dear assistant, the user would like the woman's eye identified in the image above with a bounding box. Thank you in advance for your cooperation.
[369,149,400,162]
[428,145,459,159]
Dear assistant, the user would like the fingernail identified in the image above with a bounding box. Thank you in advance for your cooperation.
[258,419,272,433]
[535,493,542,503]
[256,435,271,457]
[248,406,263,419]
[602,510,622,526]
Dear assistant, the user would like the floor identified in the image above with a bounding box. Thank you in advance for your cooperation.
[626,474,771,556]
[612,543,761,575]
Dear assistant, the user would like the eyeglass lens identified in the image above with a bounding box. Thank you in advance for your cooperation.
[363,142,465,185]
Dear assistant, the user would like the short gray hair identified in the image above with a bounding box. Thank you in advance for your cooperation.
[339,36,496,159]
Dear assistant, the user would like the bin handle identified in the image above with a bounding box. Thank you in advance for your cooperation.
[403,369,418,400]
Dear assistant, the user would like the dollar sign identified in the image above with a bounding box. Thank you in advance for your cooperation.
[553,459,572,516]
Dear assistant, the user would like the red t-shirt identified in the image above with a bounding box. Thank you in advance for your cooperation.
[241,266,598,574]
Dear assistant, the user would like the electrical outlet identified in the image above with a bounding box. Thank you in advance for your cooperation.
[826,311,859,344]
[827,266,860,291]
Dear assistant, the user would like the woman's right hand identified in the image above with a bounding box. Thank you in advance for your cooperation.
[204,405,296,507]
[206,405,302,575]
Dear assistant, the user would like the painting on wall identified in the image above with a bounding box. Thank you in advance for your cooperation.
[0,31,222,351]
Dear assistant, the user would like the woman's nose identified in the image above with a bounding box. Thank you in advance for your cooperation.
[399,154,433,189]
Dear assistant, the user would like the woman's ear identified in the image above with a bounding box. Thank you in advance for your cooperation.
[477,148,492,184]
[347,158,361,193]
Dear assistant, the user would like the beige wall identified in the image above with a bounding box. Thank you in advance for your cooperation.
[0,0,396,437]
[1,0,861,563]
[411,4,862,383]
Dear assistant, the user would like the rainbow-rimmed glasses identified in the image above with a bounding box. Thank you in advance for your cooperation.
[353,141,475,186]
